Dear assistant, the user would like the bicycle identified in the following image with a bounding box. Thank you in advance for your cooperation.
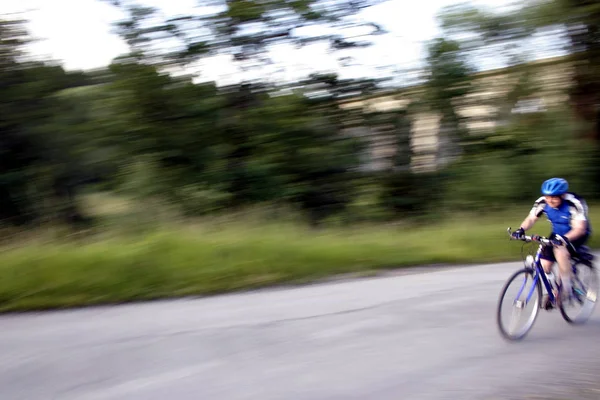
[496,227,599,341]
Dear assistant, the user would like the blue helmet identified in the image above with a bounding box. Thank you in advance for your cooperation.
[541,177,568,196]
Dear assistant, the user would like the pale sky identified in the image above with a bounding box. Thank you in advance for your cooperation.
[1,0,559,86]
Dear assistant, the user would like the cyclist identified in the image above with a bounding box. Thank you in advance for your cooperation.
[511,177,592,308]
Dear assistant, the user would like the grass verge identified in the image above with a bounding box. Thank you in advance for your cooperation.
[0,206,598,312]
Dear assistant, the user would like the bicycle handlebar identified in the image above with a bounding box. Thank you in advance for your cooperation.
[506,227,561,246]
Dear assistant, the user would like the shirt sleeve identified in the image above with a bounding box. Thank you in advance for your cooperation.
[569,203,587,221]
[565,194,588,221]
[529,197,546,218]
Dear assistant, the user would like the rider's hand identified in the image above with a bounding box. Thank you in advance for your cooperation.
[512,228,525,240]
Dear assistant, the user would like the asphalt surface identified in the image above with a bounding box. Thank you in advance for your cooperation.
[2,256,600,400]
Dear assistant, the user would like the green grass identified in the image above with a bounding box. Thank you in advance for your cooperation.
[0,204,599,313]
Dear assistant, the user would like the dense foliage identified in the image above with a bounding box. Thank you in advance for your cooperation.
[2,0,600,228]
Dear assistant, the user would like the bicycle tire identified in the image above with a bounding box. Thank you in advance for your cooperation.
[497,268,542,341]
[559,261,599,324]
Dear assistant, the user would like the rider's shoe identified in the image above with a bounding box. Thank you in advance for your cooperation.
[561,289,575,307]
[542,294,554,310]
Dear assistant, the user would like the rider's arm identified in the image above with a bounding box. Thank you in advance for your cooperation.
[519,214,538,231]
[520,197,545,231]
[564,197,589,242]
[565,218,587,241]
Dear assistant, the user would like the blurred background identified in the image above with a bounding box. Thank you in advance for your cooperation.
[1,0,600,308]
[2,0,598,227]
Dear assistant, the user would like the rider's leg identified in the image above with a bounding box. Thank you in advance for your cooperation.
[540,244,555,275]
[540,250,556,309]
[541,258,554,274]
[554,245,573,299]
[555,234,590,300]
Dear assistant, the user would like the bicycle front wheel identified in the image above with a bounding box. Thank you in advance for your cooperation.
[497,268,542,341]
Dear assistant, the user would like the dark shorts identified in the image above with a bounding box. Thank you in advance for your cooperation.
[540,233,589,262]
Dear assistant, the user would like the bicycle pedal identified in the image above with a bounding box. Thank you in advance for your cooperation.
[541,296,554,310]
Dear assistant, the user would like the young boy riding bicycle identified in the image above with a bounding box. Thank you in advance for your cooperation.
[511,177,592,308]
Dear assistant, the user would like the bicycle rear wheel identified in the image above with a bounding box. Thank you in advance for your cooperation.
[497,268,542,341]
[559,261,599,324]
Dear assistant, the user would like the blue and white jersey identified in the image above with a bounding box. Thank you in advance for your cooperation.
[529,192,592,237]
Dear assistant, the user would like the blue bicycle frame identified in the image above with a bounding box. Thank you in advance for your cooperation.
[515,244,557,306]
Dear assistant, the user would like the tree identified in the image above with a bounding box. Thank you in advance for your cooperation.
[437,0,600,139]
[104,0,389,78]
[435,0,600,196]
[422,37,474,167]
[98,0,391,223]
[0,19,81,224]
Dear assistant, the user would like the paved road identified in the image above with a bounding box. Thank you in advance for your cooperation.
[2,257,600,400]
